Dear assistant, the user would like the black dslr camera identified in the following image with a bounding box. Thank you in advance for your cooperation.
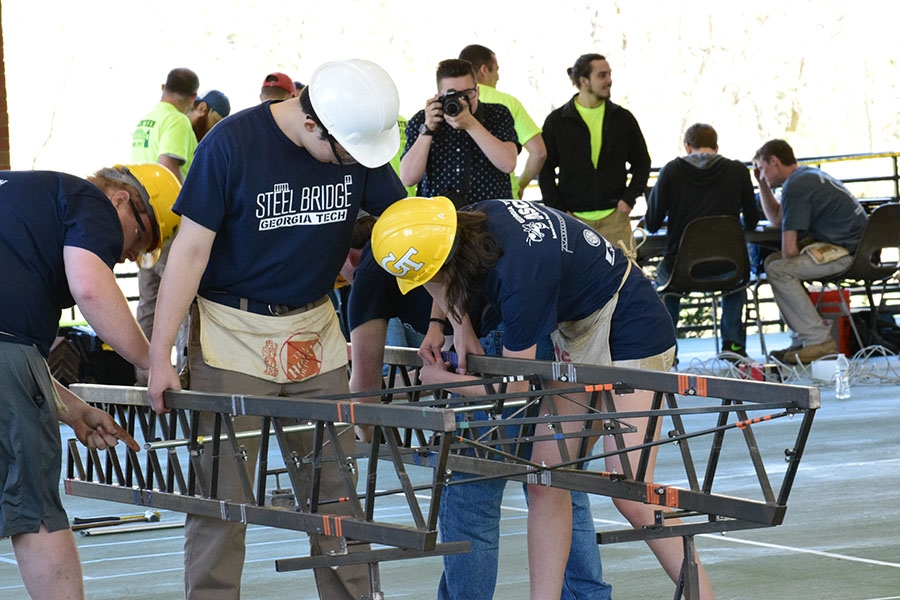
[440,90,467,117]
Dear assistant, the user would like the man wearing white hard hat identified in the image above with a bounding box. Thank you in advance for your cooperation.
[147,59,406,600]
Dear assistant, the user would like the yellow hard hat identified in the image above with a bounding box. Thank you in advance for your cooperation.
[102,164,182,268]
[371,196,457,295]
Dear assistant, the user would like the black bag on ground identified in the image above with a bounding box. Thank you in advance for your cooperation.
[48,325,135,386]
[850,310,900,354]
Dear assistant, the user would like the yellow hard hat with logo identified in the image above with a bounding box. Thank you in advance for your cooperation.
[371,196,457,295]
[99,164,182,268]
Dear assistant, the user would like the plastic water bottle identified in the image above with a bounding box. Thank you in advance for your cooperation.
[834,353,851,400]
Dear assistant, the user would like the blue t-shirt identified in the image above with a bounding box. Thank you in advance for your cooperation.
[176,102,407,306]
[0,171,122,356]
[781,166,867,252]
[471,200,674,360]
[347,242,432,333]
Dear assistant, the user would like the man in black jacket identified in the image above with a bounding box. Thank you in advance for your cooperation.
[645,123,760,356]
[539,53,650,254]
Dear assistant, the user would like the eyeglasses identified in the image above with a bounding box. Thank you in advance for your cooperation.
[326,134,358,166]
[128,197,147,233]
[304,112,358,166]
[455,88,477,99]
[127,196,154,253]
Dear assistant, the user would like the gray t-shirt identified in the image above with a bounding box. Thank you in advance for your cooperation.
[781,166,867,252]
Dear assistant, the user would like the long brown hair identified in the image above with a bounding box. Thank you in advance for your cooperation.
[442,210,502,322]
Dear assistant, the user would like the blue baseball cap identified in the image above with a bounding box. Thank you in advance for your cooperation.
[197,90,231,117]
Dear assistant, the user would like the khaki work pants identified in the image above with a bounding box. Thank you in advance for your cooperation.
[183,305,370,600]
[575,209,635,257]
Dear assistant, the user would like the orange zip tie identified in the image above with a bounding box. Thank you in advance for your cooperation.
[736,414,773,429]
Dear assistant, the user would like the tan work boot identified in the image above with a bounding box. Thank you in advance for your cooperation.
[784,338,838,364]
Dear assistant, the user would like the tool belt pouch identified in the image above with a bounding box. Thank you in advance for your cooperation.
[197,296,347,383]
[551,260,631,366]
[800,241,850,265]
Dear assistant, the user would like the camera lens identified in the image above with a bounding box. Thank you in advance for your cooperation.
[442,94,463,117]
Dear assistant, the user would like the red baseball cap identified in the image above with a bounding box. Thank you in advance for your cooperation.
[261,72,296,95]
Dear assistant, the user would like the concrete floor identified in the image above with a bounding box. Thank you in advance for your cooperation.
[2,333,899,599]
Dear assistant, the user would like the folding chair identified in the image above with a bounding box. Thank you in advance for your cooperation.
[655,215,758,355]
[813,203,900,351]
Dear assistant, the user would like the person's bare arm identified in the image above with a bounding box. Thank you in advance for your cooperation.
[516,134,547,198]
[448,108,518,174]
[65,246,150,369]
[754,166,783,225]
[157,155,185,183]
[781,229,800,258]
[419,343,535,397]
[400,97,442,186]
[54,380,140,451]
[421,281,483,373]
[349,319,389,442]
[147,217,215,413]
[418,299,449,365]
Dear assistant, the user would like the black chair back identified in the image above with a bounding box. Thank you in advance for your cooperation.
[656,215,751,295]
[840,203,900,282]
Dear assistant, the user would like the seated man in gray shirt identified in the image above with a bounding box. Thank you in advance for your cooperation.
[753,139,867,364]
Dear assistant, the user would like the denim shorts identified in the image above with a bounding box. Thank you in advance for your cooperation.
[0,342,70,537]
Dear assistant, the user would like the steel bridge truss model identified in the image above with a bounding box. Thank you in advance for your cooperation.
[66,348,818,600]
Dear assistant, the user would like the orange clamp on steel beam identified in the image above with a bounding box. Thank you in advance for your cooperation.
[584,383,614,393]
[677,374,708,397]
[321,514,345,537]
[336,402,358,423]
[646,483,680,507]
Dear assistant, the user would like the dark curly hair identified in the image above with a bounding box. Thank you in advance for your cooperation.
[441,210,502,322]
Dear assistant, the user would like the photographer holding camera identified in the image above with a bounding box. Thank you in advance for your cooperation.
[400,58,519,205]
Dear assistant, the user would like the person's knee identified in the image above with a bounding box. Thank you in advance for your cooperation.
[763,256,793,282]
[527,482,565,505]
[612,497,655,526]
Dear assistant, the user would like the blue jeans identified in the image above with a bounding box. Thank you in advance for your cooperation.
[438,475,611,600]
[437,326,612,600]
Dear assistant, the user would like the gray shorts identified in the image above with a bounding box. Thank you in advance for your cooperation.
[0,342,70,537]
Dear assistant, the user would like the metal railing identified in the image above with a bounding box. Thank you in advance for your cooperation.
[62,152,900,333]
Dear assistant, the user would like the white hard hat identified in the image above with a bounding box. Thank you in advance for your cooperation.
[309,59,400,168]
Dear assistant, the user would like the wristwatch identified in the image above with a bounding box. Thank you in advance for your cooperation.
[419,124,435,136]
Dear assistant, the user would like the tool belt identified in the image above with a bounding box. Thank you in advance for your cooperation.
[196,295,346,383]
[199,291,328,316]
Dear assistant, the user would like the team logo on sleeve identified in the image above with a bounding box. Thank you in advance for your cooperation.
[380,247,425,276]
[583,229,603,247]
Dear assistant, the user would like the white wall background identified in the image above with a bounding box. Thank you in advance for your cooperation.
[4,0,899,178]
